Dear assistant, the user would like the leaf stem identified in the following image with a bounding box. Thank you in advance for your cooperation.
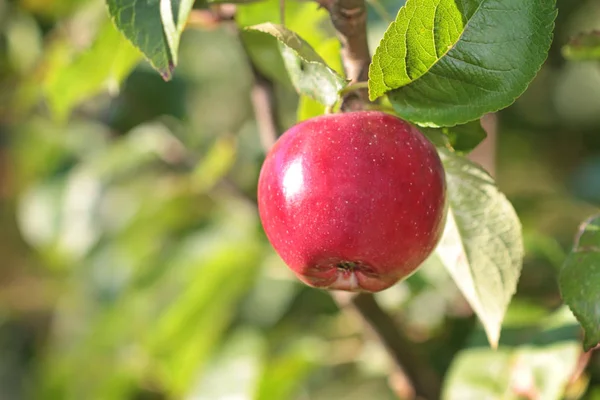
[338,81,370,97]
[364,103,395,113]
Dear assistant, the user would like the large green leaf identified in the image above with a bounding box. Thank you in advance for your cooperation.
[244,23,347,106]
[369,0,557,126]
[563,31,600,61]
[443,306,581,400]
[559,215,600,350]
[106,0,195,80]
[44,18,141,121]
[433,149,523,347]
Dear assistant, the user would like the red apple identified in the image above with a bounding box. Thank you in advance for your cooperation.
[258,111,447,292]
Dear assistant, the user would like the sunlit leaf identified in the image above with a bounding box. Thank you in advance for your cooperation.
[44,18,141,121]
[443,306,581,400]
[369,0,557,126]
[245,23,347,106]
[434,149,524,347]
[191,136,237,192]
[559,214,600,350]
[5,11,43,73]
[236,0,341,83]
[297,95,326,122]
[148,238,262,395]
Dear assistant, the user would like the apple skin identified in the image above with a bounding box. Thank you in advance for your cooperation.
[258,111,447,292]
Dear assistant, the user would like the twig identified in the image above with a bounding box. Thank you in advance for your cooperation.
[212,5,280,149]
[333,292,441,399]
[338,80,369,96]
[318,0,371,110]
[279,0,286,25]
[248,63,280,150]
[568,346,594,386]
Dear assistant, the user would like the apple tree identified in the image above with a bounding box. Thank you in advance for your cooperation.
[0,0,600,398]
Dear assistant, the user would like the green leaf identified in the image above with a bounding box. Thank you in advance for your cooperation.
[148,238,262,395]
[369,0,557,126]
[434,149,524,347]
[422,120,487,154]
[443,306,581,400]
[191,136,238,192]
[244,23,347,106]
[106,0,195,80]
[563,31,600,61]
[297,95,326,122]
[44,18,141,121]
[295,39,345,120]
[559,215,600,350]
[236,0,342,90]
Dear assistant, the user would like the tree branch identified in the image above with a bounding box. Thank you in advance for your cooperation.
[318,0,371,110]
[212,5,280,149]
[333,292,441,399]
[248,64,279,150]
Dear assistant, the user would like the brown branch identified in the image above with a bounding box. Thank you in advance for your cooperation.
[212,5,280,150]
[318,0,371,110]
[248,64,279,150]
[333,292,441,400]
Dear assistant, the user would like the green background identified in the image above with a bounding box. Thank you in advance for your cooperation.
[0,0,599,398]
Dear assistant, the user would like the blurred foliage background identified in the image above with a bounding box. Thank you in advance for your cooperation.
[1,0,600,399]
